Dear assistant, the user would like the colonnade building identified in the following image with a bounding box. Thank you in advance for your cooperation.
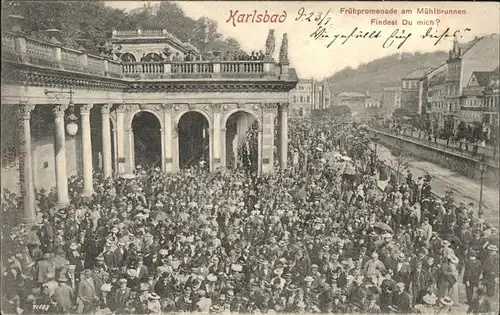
[1,19,298,224]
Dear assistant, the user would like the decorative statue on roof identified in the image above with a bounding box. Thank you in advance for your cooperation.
[279,33,289,64]
[265,29,275,58]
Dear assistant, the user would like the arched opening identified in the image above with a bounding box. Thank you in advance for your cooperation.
[225,111,259,173]
[178,112,210,170]
[121,52,136,62]
[142,52,162,62]
[132,112,161,170]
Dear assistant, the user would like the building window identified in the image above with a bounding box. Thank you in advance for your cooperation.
[300,96,304,103]
[299,108,304,116]
[293,96,297,103]
[306,96,310,103]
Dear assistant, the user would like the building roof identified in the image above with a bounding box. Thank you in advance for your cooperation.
[402,67,432,80]
[337,92,366,97]
[460,36,484,56]
[471,71,493,87]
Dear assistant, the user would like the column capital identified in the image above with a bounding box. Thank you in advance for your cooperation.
[221,127,227,132]
[162,104,174,111]
[19,103,35,119]
[80,104,94,115]
[116,104,135,113]
[101,104,112,114]
[53,104,68,117]
[278,102,289,111]
[263,103,278,111]
[213,103,223,112]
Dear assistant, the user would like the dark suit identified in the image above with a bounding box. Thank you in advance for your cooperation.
[463,259,482,303]
[392,291,411,313]
[467,298,491,314]
[113,287,130,312]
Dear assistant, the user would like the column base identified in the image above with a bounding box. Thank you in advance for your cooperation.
[55,201,70,209]
[82,189,94,197]
[22,217,37,226]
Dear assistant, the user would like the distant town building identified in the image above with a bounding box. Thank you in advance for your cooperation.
[382,87,402,116]
[312,81,331,110]
[130,2,160,15]
[337,92,370,116]
[426,34,499,130]
[365,96,380,108]
[426,63,448,128]
[461,67,499,141]
[289,79,314,117]
[401,67,430,115]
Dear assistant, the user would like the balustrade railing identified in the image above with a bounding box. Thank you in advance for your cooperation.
[87,55,104,75]
[1,33,17,55]
[60,47,82,71]
[25,38,54,67]
[221,61,264,74]
[3,31,278,80]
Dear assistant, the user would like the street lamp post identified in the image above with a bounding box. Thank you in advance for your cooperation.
[478,155,488,216]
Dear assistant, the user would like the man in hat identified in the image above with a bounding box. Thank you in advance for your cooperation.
[67,243,84,281]
[77,269,99,313]
[481,244,499,297]
[392,253,411,289]
[391,282,411,313]
[113,279,130,313]
[102,240,118,270]
[463,250,482,304]
[37,252,55,284]
[467,288,491,314]
[53,273,74,313]
[363,252,385,278]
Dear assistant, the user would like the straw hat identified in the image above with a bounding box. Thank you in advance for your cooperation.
[440,296,454,306]
[423,293,438,305]
[487,244,498,251]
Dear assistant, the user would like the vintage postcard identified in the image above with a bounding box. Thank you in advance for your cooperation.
[1,1,499,314]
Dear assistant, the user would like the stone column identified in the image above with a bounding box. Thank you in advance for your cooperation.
[116,105,125,173]
[53,104,70,206]
[19,103,36,224]
[257,128,263,174]
[101,104,112,178]
[80,104,94,196]
[261,103,276,174]
[221,127,227,168]
[212,105,222,170]
[279,103,289,169]
[163,105,173,172]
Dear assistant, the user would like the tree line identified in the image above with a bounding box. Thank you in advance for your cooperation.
[2,1,241,55]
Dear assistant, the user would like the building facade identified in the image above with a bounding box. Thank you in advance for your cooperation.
[427,34,499,131]
[461,68,500,141]
[381,87,402,117]
[288,79,314,118]
[401,67,429,115]
[312,81,331,110]
[1,22,297,224]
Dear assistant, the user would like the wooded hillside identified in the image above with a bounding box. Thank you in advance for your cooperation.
[325,51,449,95]
[2,1,241,55]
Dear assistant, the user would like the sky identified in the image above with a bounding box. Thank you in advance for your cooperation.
[106,1,500,80]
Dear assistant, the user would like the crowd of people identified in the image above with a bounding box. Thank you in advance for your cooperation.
[1,116,498,314]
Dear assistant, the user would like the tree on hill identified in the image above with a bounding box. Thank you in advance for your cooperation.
[2,1,242,55]
[326,51,448,96]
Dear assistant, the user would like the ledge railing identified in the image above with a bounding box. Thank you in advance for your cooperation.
[2,31,280,80]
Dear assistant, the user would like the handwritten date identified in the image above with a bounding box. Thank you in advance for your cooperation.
[295,7,332,26]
